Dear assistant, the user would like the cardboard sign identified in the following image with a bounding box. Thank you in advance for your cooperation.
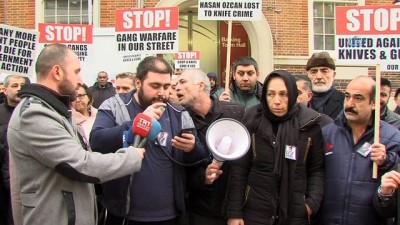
[174,51,200,69]
[39,23,93,62]
[335,5,400,71]
[115,7,179,58]
[0,24,38,76]
[198,0,262,21]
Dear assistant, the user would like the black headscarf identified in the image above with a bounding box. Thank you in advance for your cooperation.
[261,70,300,225]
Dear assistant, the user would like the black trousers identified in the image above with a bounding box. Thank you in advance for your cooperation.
[105,212,179,225]
[188,212,226,225]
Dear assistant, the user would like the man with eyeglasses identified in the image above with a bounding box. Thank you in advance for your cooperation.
[218,56,263,108]
[306,52,345,120]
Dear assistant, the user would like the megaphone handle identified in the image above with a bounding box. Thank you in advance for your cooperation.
[210,159,224,179]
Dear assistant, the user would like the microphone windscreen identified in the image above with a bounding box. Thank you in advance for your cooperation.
[122,127,134,147]
[122,131,129,148]
[132,113,152,138]
[148,120,162,141]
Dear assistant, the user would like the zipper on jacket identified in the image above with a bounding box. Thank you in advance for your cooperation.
[125,175,134,215]
[304,137,312,163]
[252,133,256,159]
[243,186,251,206]
[343,151,356,225]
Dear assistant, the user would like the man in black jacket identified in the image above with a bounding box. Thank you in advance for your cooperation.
[0,74,26,225]
[89,71,115,108]
[175,68,245,225]
[306,52,344,120]
[377,78,400,129]
[295,75,333,127]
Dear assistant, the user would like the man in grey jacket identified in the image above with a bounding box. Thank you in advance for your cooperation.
[7,43,145,225]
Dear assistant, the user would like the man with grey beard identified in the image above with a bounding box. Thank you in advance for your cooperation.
[306,52,344,120]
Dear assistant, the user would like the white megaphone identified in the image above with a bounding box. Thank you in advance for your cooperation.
[206,118,251,178]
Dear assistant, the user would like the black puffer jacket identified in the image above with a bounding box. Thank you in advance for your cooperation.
[89,82,115,108]
[186,96,245,219]
[226,104,324,225]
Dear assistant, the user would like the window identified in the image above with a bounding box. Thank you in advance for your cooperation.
[313,1,358,50]
[43,0,92,24]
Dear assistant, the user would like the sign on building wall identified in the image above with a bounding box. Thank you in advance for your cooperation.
[174,51,200,69]
[38,23,94,63]
[335,5,400,72]
[198,0,262,21]
[219,22,249,86]
[115,6,179,61]
[0,24,38,77]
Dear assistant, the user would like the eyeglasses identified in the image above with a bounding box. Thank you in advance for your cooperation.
[76,94,87,99]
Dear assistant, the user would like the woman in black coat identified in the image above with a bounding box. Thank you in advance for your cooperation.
[226,70,325,225]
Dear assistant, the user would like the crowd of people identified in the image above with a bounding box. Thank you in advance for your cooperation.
[1,44,400,225]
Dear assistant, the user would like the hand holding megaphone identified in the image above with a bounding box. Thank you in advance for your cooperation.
[205,161,224,185]
[206,118,251,182]
[209,136,232,181]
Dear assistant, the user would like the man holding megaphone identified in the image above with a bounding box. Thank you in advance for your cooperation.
[175,69,246,225]
[226,70,325,225]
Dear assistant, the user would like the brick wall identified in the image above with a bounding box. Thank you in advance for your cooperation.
[264,0,309,56]
[3,0,35,29]
[100,0,159,26]
[0,0,4,24]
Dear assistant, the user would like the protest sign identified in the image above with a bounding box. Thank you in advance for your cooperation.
[174,51,200,69]
[198,0,262,21]
[115,6,179,58]
[336,5,400,71]
[0,24,38,77]
[39,23,93,62]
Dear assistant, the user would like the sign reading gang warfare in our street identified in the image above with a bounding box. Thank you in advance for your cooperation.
[335,5,400,71]
[198,0,262,21]
[115,6,179,57]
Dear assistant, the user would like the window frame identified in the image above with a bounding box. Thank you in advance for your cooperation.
[35,0,99,27]
[308,0,365,54]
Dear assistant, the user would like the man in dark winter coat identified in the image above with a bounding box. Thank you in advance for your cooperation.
[207,72,224,98]
[226,70,325,225]
[0,75,26,225]
[320,76,400,225]
[175,68,245,225]
[90,56,205,225]
[89,71,115,108]
[376,78,400,129]
[306,52,344,120]
[218,56,263,108]
[295,76,333,127]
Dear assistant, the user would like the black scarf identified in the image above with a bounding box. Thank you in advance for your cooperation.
[18,84,71,118]
[311,86,335,113]
[261,70,300,225]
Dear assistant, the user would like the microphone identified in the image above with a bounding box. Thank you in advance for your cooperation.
[137,119,162,148]
[132,113,152,147]
[122,126,134,148]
